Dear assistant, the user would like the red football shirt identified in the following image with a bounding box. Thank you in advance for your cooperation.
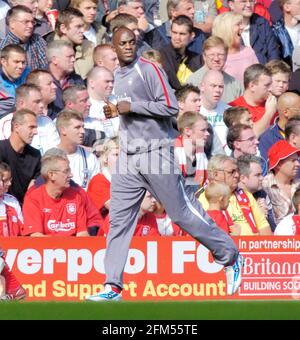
[207,210,232,234]
[230,96,266,123]
[22,185,88,236]
[0,205,23,236]
[87,173,110,223]
[87,174,110,211]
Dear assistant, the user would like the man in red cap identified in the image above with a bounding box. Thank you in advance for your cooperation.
[263,140,300,225]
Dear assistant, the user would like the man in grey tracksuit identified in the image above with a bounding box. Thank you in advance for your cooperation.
[88,27,241,299]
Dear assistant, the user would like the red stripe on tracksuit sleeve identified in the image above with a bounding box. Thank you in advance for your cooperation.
[140,57,171,108]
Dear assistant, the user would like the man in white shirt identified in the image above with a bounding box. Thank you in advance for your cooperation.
[87,66,119,138]
[200,70,230,154]
[56,109,100,189]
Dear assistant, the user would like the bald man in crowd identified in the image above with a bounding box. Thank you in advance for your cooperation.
[259,92,300,163]
[200,70,230,154]
[87,66,119,138]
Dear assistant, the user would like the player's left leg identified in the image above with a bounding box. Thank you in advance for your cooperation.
[141,146,238,265]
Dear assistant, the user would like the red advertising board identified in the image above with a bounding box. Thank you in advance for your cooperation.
[1,236,300,301]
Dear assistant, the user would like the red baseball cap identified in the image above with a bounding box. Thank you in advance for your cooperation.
[268,140,300,171]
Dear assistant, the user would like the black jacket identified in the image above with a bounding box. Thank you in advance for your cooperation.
[159,43,202,90]
[249,13,281,64]
[53,0,70,10]
[145,21,207,56]
[289,68,300,95]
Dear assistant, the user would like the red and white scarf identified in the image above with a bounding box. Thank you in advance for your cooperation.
[0,195,23,237]
[234,188,258,234]
[174,136,208,186]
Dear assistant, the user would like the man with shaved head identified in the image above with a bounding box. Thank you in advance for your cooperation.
[86,27,243,302]
[200,70,230,154]
[259,91,300,165]
[86,66,118,138]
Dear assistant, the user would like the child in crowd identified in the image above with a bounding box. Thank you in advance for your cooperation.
[0,162,23,237]
[205,182,241,236]
[0,248,26,301]
[275,187,300,235]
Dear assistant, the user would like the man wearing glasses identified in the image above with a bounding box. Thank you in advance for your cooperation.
[227,124,259,159]
[227,123,267,173]
[198,154,272,235]
[0,5,47,70]
[186,36,243,104]
[22,149,90,236]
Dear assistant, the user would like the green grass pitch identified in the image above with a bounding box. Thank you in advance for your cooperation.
[0,301,300,320]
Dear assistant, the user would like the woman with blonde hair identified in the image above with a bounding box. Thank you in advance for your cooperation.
[212,12,258,83]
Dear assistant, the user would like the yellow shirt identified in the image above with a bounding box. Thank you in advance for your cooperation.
[199,189,270,235]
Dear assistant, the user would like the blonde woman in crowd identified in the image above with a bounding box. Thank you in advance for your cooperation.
[212,11,258,84]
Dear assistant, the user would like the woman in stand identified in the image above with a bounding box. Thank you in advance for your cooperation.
[212,11,258,83]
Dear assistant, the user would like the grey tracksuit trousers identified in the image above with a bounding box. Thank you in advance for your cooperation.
[104,147,239,289]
